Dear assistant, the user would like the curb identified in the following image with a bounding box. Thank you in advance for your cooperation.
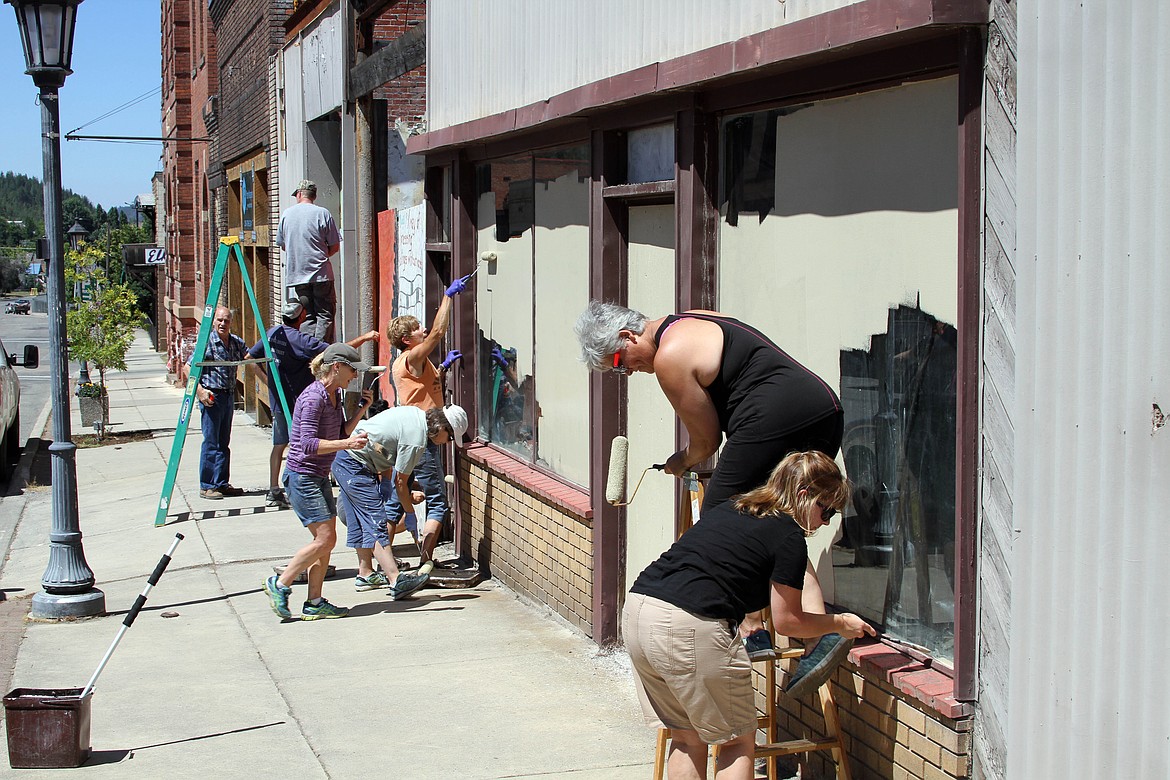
[0,396,54,584]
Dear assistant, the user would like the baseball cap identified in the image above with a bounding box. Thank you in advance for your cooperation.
[320,343,370,371]
[281,300,304,320]
[295,179,316,195]
[443,404,468,447]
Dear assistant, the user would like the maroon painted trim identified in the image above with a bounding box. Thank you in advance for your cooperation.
[953,27,982,702]
[589,129,627,646]
[406,0,988,155]
[450,158,478,558]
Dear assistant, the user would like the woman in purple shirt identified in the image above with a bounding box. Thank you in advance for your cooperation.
[263,343,372,621]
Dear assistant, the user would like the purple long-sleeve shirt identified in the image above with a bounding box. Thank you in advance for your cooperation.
[286,381,346,478]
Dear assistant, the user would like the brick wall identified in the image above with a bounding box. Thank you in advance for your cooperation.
[458,450,593,635]
[210,0,293,166]
[373,0,427,128]
[757,645,973,780]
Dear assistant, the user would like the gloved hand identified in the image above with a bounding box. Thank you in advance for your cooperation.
[445,274,471,297]
[439,349,463,370]
[491,346,509,368]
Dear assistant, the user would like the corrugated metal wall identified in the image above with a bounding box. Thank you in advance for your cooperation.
[426,0,862,130]
[1010,3,1170,778]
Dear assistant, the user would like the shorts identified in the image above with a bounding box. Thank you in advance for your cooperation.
[621,593,755,744]
[703,410,844,511]
[272,406,290,446]
[332,451,392,549]
[283,471,336,526]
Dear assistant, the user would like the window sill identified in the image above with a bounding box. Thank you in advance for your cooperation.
[461,442,593,520]
[849,640,972,720]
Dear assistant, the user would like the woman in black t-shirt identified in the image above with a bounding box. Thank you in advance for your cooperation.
[622,451,874,780]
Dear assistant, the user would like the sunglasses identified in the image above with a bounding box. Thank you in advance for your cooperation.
[611,344,629,375]
[816,502,837,521]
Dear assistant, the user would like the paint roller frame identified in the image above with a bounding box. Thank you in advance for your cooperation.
[605,435,664,507]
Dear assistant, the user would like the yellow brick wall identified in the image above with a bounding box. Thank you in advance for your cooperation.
[754,657,972,779]
[458,459,594,634]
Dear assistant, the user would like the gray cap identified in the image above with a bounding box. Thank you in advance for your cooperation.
[295,179,316,195]
[281,300,304,321]
[321,343,370,371]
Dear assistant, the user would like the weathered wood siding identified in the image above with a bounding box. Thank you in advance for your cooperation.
[974,0,1015,778]
[426,0,863,131]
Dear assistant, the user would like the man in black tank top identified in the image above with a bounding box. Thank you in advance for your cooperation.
[576,301,852,689]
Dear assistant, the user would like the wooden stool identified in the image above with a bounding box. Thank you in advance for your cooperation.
[650,644,851,780]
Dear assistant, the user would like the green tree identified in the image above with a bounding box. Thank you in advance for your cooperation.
[65,242,145,406]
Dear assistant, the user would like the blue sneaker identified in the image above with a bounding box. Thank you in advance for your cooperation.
[264,575,292,619]
[389,571,430,601]
[355,571,392,591]
[784,633,854,699]
[742,629,777,662]
[300,598,350,620]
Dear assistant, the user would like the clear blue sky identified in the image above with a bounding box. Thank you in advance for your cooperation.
[0,1,162,209]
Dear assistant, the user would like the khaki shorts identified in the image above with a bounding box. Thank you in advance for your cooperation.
[622,593,756,744]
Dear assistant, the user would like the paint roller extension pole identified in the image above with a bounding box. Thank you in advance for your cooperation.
[81,533,184,699]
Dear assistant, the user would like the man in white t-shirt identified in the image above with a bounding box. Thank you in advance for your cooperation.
[276,179,340,341]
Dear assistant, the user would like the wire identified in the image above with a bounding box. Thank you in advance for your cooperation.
[67,86,162,135]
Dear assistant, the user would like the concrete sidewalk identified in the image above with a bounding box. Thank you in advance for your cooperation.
[0,332,656,777]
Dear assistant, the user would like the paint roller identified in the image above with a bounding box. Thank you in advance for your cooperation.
[606,435,664,506]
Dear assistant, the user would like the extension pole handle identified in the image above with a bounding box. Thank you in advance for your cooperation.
[81,533,184,699]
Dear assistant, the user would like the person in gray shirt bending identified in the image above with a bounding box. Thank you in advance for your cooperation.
[276,179,341,341]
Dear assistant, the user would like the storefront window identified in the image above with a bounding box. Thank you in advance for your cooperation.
[475,145,591,486]
[718,77,959,660]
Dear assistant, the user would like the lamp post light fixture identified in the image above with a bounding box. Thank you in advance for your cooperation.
[67,220,88,251]
[7,0,104,619]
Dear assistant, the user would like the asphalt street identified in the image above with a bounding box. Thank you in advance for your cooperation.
[0,296,54,444]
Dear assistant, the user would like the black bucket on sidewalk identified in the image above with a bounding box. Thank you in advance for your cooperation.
[3,688,92,768]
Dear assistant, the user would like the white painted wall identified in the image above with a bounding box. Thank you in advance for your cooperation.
[427,0,864,130]
[625,204,680,595]
[718,76,959,602]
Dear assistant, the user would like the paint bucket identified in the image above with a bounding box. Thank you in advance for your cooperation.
[3,688,92,768]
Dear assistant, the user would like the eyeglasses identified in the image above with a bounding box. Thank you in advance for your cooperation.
[817,502,837,521]
[611,343,629,375]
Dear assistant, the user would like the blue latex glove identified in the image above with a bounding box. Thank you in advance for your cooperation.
[491,346,509,368]
[439,349,463,370]
[445,274,471,297]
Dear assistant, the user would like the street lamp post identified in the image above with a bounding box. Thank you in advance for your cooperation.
[66,221,90,384]
[7,0,104,618]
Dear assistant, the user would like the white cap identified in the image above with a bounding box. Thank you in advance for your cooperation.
[443,404,468,447]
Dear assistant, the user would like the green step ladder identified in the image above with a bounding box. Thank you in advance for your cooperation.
[154,237,294,525]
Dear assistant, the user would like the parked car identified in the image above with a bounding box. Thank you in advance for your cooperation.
[0,338,39,481]
[5,299,30,315]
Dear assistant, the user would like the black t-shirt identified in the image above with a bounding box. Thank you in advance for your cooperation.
[630,501,808,622]
[655,313,842,441]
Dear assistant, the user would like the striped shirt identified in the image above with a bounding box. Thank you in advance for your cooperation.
[286,381,347,478]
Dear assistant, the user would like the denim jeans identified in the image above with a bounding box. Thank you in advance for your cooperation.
[385,441,448,525]
[332,450,391,549]
[199,390,234,489]
[294,280,336,342]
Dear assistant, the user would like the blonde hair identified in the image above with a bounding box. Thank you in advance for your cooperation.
[386,315,420,350]
[733,451,850,526]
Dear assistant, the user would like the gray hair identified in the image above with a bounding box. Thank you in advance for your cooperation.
[574,300,647,372]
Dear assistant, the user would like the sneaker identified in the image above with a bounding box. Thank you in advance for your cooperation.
[389,571,430,601]
[355,571,392,591]
[743,628,778,662]
[266,488,290,508]
[218,485,244,497]
[263,575,292,619]
[784,633,854,699]
[200,488,224,500]
[301,598,349,620]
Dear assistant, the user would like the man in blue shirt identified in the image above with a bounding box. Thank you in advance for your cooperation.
[248,301,379,507]
[182,306,248,500]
